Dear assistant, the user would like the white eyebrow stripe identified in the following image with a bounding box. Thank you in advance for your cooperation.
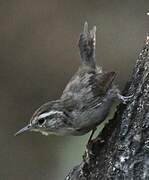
[38,110,63,119]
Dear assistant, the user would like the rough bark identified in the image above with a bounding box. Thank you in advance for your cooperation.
[65,36,149,180]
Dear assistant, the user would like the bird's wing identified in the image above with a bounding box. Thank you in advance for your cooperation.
[61,67,116,111]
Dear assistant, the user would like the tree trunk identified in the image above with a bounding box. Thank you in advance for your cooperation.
[65,36,149,180]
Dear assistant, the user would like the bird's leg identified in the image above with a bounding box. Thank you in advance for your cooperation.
[87,128,97,144]
[83,128,97,162]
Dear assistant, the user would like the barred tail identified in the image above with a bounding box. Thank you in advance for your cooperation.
[78,22,96,68]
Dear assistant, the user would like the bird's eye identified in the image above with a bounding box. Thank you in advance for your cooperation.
[38,118,45,126]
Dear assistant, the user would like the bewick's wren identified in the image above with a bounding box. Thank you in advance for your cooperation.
[15,22,130,140]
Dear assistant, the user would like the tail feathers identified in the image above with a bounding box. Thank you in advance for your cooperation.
[79,22,96,68]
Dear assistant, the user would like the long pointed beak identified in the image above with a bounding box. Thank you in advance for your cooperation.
[15,124,32,136]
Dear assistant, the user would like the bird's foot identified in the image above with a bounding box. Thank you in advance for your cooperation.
[117,93,133,104]
[110,86,133,104]
[83,136,104,163]
[83,139,95,163]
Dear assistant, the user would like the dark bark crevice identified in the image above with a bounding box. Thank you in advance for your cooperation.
[65,36,149,180]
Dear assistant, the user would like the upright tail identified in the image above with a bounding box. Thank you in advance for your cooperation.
[78,22,96,68]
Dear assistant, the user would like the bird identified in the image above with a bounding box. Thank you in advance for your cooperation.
[15,22,130,141]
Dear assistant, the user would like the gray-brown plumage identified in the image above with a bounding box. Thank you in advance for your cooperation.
[15,22,129,138]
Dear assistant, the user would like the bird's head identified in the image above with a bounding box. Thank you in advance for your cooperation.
[15,101,68,136]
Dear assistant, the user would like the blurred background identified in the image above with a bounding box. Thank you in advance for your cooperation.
[0,0,149,179]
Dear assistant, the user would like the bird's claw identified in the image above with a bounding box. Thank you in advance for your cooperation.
[117,94,133,104]
[84,136,104,162]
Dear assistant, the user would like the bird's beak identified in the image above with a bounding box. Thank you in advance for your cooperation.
[15,124,32,136]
